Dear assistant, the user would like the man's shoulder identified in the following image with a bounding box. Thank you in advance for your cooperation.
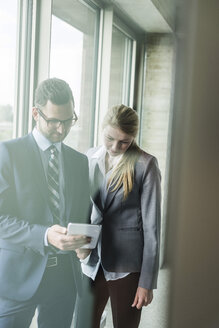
[62,143,88,162]
[0,133,33,151]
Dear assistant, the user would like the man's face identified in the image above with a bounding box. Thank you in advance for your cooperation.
[32,100,74,143]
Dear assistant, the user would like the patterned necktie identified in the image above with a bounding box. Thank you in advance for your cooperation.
[48,145,60,224]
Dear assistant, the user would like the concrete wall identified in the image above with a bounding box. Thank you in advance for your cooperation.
[166,1,219,327]
[140,33,175,198]
[137,33,175,328]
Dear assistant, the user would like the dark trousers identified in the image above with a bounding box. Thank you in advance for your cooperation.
[90,267,142,328]
[0,255,76,328]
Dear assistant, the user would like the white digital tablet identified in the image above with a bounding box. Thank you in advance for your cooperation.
[67,223,101,249]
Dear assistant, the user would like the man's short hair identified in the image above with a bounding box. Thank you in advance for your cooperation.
[35,77,75,108]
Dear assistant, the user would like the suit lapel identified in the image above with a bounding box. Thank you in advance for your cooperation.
[26,134,54,224]
[90,162,104,213]
[62,144,76,221]
[104,182,123,211]
[26,134,50,206]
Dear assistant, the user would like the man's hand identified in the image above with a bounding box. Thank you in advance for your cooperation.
[47,225,91,251]
[132,287,153,309]
[75,248,92,260]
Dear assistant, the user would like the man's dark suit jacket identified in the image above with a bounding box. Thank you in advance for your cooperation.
[0,133,90,301]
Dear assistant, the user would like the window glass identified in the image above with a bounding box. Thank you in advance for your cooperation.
[0,0,17,141]
[108,26,133,108]
[50,0,99,152]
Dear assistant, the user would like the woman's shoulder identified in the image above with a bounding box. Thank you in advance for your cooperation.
[136,149,159,171]
[138,149,156,162]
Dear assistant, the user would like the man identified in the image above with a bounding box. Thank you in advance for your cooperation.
[0,78,91,328]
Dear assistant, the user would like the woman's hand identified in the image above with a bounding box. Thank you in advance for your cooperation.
[132,287,153,309]
[75,248,92,260]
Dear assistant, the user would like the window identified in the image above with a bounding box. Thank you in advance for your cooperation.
[50,0,100,152]
[0,0,18,141]
[108,25,134,109]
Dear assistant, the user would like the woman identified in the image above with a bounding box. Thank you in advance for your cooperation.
[76,104,161,328]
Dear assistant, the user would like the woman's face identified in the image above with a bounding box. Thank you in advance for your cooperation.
[103,125,134,157]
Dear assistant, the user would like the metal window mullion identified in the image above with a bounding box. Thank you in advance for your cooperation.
[93,9,104,147]
[13,0,33,138]
[28,0,53,131]
[35,0,52,86]
[122,37,129,105]
[113,14,137,40]
[13,1,22,138]
[28,0,37,132]
[89,5,101,147]
[129,39,136,108]
[137,43,147,146]
[122,37,136,107]
[94,6,113,146]
[79,0,99,12]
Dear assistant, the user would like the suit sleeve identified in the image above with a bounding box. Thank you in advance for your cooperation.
[138,157,161,290]
[0,142,47,255]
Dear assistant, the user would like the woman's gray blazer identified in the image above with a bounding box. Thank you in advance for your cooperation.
[87,146,161,290]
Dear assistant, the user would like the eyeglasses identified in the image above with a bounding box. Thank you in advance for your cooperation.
[36,107,78,129]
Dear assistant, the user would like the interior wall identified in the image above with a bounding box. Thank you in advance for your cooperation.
[136,32,175,328]
[166,1,219,327]
[140,35,175,260]
[140,33,174,189]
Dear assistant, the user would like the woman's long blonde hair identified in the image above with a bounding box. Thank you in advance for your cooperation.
[102,104,142,199]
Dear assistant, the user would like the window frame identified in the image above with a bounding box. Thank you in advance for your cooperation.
[113,15,137,108]
[13,0,34,138]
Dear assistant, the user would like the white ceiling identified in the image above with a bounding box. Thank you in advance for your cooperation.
[108,0,173,33]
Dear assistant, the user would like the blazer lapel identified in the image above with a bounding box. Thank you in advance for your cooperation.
[104,182,123,211]
[89,147,124,212]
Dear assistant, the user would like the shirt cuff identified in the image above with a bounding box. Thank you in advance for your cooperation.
[80,253,91,264]
[44,227,50,246]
